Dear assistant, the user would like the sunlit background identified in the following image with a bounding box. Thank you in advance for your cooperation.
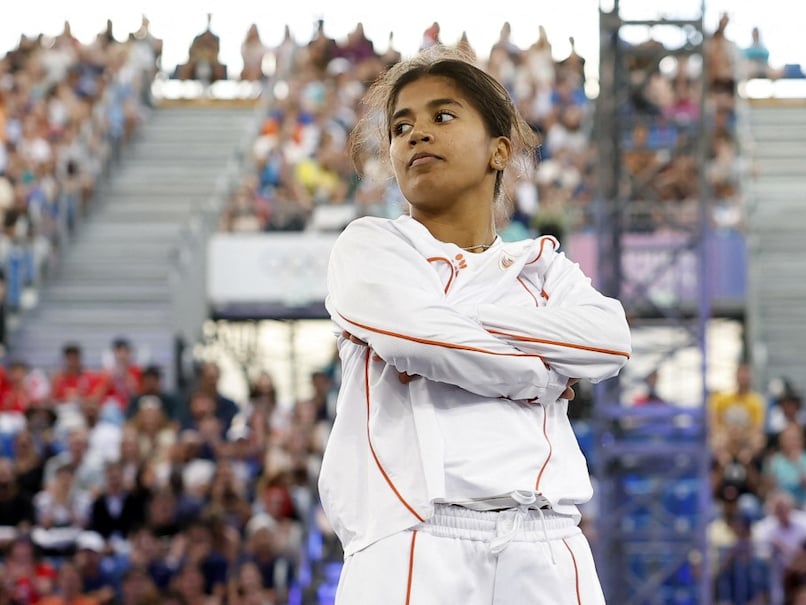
[3,0,804,89]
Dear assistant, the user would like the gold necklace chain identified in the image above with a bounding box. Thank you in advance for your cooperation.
[461,236,496,252]
[460,243,494,252]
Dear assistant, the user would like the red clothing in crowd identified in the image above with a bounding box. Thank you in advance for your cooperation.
[0,366,49,414]
[50,369,103,405]
[91,365,143,409]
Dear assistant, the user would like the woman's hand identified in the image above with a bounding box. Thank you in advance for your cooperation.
[563,378,578,401]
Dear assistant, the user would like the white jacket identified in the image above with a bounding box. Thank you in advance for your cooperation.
[319,215,631,555]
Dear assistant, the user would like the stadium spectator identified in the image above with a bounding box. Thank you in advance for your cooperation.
[32,459,90,551]
[742,27,773,80]
[714,509,771,603]
[379,32,402,68]
[753,491,806,605]
[0,457,35,535]
[705,13,738,112]
[43,427,105,500]
[12,427,46,498]
[711,419,766,509]
[632,369,668,406]
[558,35,586,87]
[175,13,227,82]
[74,530,117,603]
[270,25,302,82]
[126,364,179,422]
[306,19,339,76]
[0,359,49,413]
[3,534,58,603]
[51,343,100,407]
[709,361,767,454]
[93,337,143,411]
[242,370,284,443]
[127,397,176,463]
[239,24,268,82]
[335,22,376,66]
[767,391,806,451]
[187,361,238,434]
[205,459,252,534]
[118,565,159,605]
[87,460,145,542]
[127,15,163,108]
[765,424,806,508]
[238,515,295,603]
[419,22,442,50]
[784,542,806,603]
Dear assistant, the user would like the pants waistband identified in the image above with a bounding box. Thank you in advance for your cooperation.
[414,503,580,544]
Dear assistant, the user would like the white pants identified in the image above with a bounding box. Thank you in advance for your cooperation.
[335,504,606,604]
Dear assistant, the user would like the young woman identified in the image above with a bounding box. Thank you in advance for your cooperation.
[318,46,632,604]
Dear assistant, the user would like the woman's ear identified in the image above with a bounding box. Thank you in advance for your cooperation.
[489,137,512,171]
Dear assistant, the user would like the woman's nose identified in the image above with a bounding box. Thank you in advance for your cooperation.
[408,127,432,145]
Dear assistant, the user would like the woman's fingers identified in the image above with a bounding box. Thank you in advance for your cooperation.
[341,330,367,346]
[342,331,384,362]
[398,372,419,384]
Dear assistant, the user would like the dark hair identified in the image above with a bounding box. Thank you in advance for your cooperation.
[781,393,803,408]
[62,343,81,356]
[351,45,539,204]
[143,365,163,379]
[112,337,131,350]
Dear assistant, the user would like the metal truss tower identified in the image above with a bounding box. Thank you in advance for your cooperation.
[592,1,713,603]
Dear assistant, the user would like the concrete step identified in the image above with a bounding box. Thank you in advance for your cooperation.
[746,103,806,399]
[745,180,806,195]
[749,125,806,139]
[32,306,172,326]
[96,205,196,220]
[77,223,183,238]
[41,284,170,304]
[6,104,258,390]
[11,326,171,348]
[754,157,806,175]
[54,266,172,281]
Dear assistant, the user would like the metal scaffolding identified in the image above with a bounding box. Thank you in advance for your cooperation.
[592,1,713,602]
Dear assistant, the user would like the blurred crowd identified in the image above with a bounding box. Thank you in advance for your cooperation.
[0,11,802,605]
[217,13,779,241]
[0,16,158,322]
[629,359,806,603]
[704,364,806,604]
[219,19,597,239]
[0,331,340,605]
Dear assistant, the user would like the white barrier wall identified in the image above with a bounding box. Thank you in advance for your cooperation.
[207,232,339,317]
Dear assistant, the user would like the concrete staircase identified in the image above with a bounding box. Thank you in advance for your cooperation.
[744,101,806,396]
[7,105,258,386]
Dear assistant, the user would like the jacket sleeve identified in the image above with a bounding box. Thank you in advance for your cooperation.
[466,236,631,382]
[326,219,568,402]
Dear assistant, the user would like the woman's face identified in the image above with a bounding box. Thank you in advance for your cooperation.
[389,75,501,216]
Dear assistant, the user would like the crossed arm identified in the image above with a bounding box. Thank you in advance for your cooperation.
[327,220,630,402]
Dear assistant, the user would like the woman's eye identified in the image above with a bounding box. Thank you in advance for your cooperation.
[392,123,412,136]
[435,111,455,123]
